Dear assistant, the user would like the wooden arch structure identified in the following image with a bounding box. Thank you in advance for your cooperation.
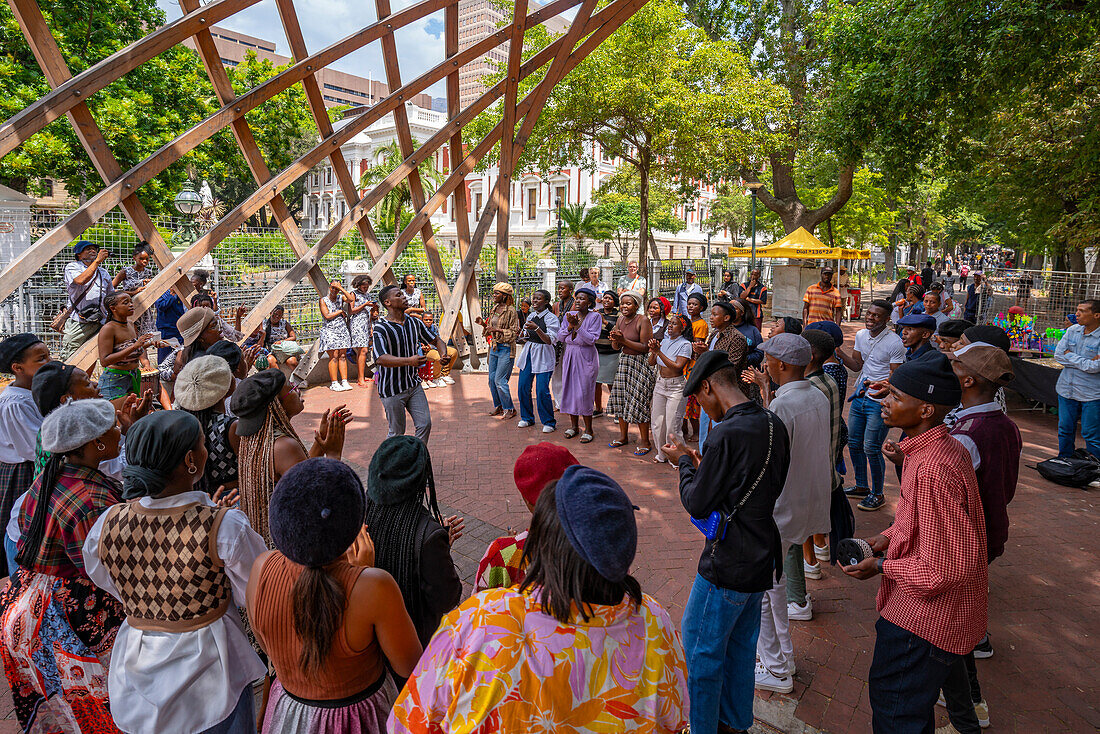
[0,0,648,369]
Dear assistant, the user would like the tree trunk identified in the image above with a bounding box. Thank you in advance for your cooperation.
[745,159,856,235]
[637,152,651,274]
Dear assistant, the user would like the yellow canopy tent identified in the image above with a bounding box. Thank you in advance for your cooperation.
[728,227,871,259]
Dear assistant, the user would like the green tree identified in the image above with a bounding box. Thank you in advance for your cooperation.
[702,183,751,245]
[0,0,218,212]
[545,203,613,249]
[359,140,444,235]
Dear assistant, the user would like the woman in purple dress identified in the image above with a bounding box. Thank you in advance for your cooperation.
[556,287,602,443]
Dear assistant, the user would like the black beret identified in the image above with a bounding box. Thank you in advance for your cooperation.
[31,361,76,416]
[683,350,735,397]
[269,458,365,567]
[0,333,41,374]
[229,368,286,436]
[205,340,243,370]
[962,325,1011,354]
[887,352,961,406]
[712,300,738,319]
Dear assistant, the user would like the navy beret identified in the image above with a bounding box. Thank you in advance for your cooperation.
[555,465,636,582]
[269,458,365,567]
[897,314,937,330]
[230,369,286,436]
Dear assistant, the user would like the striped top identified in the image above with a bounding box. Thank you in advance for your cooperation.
[372,315,436,398]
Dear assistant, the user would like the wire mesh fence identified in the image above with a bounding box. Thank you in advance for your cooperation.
[976,268,1100,351]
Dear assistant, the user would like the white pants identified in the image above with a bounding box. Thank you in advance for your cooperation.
[757,573,794,677]
[651,375,687,461]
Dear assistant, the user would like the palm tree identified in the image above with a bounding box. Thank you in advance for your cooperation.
[359,140,445,236]
[545,203,613,249]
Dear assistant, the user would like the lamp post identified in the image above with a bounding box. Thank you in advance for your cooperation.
[555,196,563,255]
[746,182,764,269]
[171,180,204,250]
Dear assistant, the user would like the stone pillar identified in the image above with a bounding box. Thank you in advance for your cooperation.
[597,258,614,291]
[537,258,557,293]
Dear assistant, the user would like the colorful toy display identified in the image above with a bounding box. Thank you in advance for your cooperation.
[992,312,1059,352]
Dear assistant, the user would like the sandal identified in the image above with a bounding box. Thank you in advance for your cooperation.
[564,428,578,439]
[592,409,604,417]
[579,434,594,443]
[608,440,627,448]
[633,446,652,457]
[652,457,667,464]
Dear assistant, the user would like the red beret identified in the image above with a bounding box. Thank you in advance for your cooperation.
[513,442,579,505]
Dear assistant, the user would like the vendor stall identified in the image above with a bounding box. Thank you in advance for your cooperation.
[1007,354,1061,407]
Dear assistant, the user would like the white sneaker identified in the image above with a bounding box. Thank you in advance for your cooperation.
[421,380,432,389]
[517,420,532,427]
[442,375,455,385]
[788,596,813,621]
[330,381,341,392]
[432,378,447,388]
[814,542,829,561]
[804,560,823,579]
[754,662,794,693]
[340,380,351,391]
[542,425,556,433]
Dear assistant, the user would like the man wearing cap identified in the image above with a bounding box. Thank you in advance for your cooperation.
[1054,299,1100,461]
[664,350,791,734]
[905,264,923,288]
[934,342,1021,730]
[672,267,703,317]
[60,240,115,360]
[802,266,845,325]
[897,313,938,362]
[841,358,987,734]
[373,285,454,442]
[754,333,832,691]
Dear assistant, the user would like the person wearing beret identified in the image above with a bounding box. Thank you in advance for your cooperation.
[176,355,242,498]
[474,442,578,591]
[0,399,126,732]
[157,307,223,409]
[661,350,791,734]
[390,465,689,733]
[363,436,463,646]
[0,334,50,574]
[60,239,115,360]
[82,411,265,734]
[248,458,423,733]
[841,358,987,734]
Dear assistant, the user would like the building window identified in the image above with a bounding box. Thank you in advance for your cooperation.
[449,195,455,221]
[475,192,483,218]
[325,168,333,185]
[555,185,566,206]
[526,188,537,220]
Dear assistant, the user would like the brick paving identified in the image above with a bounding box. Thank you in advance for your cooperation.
[0,343,1097,732]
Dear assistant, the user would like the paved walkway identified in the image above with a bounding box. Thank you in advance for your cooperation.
[1,342,1097,732]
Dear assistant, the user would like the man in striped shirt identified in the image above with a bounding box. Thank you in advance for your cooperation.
[842,356,987,734]
[372,285,454,442]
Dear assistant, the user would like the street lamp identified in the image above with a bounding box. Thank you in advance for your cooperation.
[555,196,563,255]
[746,182,764,269]
[171,180,204,249]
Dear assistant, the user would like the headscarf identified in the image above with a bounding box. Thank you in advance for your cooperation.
[122,412,203,499]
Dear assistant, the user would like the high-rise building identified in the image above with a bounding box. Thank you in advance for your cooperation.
[181,26,433,110]
[457,0,569,109]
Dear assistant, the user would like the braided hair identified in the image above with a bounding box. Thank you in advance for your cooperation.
[238,397,306,544]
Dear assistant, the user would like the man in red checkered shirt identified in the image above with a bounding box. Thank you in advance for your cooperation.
[842,355,987,734]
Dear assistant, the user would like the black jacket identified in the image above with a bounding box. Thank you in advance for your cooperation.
[678,402,790,592]
[412,511,463,645]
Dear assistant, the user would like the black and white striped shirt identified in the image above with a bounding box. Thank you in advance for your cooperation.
[372,315,435,398]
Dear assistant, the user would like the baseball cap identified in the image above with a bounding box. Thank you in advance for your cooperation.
[948,342,1014,386]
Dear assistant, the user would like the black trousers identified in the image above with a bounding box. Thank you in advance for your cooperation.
[869,617,963,734]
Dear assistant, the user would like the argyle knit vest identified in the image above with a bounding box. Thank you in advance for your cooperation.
[98,501,231,632]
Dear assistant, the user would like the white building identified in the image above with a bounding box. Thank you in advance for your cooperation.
[301,103,735,260]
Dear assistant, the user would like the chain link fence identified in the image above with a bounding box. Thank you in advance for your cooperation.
[976,269,1100,338]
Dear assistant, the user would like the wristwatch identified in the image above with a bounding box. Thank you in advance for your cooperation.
[876,557,885,575]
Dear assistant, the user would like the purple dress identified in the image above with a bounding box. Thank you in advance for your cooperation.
[557,310,602,416]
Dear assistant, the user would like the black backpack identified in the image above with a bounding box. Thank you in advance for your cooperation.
[1036,450,1100,488]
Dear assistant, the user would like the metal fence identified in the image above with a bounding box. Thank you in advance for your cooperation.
[976,268,1100,350]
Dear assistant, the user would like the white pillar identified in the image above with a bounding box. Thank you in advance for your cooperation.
[537,258,558,292]
[597,258,614,289]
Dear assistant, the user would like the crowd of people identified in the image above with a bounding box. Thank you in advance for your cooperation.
[0,245,1095,734]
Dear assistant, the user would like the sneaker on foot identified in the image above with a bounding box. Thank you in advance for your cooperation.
[973,699,990,728]
[421,380,432,389]
[542,425,556,433]
[814,542,829,561]
[330,381,341,392]
[432,378,447,388]
[517,420,532,427]
[787,596,813,621]
[340,380,351,391]
[934,725,961,734]
[844,485,870,498]
[754,663,794,693]
[973,635,993,659]
[858,493,885,511]
[803,560,823,580]
[442,375,455,385]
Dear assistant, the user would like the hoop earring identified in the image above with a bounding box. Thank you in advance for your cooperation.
[187,464,198,475]
[95,441,106,451]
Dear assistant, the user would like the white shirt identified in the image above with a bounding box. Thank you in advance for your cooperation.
[659,335,693,364]
[853,328,906,400]
[0,386,41,463]
[82,491,267,734]
[63,261,113,323]
[403,287,423,308]
[516,308,560,373]
[768,380,833,544]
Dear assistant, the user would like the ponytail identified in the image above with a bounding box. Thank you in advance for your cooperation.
[15,453,64,568]
[291,565,345,675]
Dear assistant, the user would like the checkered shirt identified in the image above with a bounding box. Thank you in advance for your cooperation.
[802,283,843,322]
[475,531,528,591]
[18,464,123,580]
[878,424,988,654]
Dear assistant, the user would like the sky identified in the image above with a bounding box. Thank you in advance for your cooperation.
[157,0,452,96]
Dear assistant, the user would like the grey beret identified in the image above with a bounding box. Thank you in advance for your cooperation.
[174,355,233,411]
[40,398,116,454]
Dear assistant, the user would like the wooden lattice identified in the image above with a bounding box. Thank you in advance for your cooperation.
[0,0,648,369]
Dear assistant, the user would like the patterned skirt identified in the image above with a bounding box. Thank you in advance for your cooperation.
[607,353,657,425]
[262,674,399,734]
[0,461,34,572]
[0,570,124,733]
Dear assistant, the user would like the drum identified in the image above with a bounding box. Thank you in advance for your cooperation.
[140,368,160,397]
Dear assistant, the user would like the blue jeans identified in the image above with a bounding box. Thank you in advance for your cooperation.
[488,344,515,410]
[681,574,764,732]
[848,394,891,495]
[5,535,18,579]
[869,617,961,734]
[699,408,712,447]
[200,685,255,734]
[518,362,555,427]
[1057,395,1100,460]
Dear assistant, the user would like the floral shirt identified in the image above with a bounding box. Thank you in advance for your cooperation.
[389,587,689,734]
